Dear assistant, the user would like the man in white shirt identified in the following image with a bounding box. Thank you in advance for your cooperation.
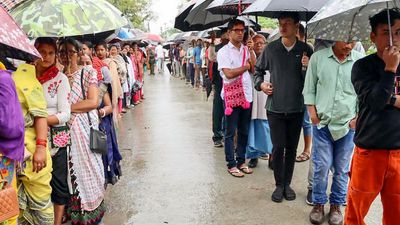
[155,42,165,74]
[217,18,255,177]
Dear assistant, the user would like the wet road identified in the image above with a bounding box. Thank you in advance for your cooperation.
[103,71,382,225]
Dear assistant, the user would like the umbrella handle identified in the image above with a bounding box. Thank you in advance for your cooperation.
[387,2,393,46]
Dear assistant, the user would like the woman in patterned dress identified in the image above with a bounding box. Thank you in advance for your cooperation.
[58,38,105,225]
[34,37,71,225]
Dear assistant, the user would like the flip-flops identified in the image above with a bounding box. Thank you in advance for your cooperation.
[296,152,310,162]
[228,167,244,178]
[238,164,253,174]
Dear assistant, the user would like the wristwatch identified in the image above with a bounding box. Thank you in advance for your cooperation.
[390,95,397,106]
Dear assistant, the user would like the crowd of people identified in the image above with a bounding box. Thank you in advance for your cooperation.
[1,6,400,225]
[156,9,400,225]
[0,37,149,224]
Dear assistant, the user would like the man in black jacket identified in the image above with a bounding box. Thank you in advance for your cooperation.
[254,12,313,202]
[345,9,400,225]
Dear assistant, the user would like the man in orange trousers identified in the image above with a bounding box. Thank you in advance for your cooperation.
[345,9,400,225]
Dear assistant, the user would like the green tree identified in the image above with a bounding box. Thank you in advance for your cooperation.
[107,0,153,31]
[258,17,278,29]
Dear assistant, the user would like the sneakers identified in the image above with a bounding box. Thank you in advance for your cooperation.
[306,189,314,206]
[213,140,223,148]
[271,186,284,203]
[284,185,296,201]
[309,204,325,224]
[248,158,258,168]
[328,204,343,225]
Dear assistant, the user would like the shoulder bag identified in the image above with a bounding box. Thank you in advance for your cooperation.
[80,69,108,155]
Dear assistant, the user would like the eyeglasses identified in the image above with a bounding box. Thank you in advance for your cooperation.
[232,29,245,34]
[59,49,78,56]
[254,42,266,46]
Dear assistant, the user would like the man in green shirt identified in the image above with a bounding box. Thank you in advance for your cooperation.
[303,41,363,225]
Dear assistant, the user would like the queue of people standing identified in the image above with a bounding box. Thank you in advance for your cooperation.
[211,8,400,225]
[0,38,147,225]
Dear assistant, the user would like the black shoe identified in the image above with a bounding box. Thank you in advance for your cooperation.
[248,158,258,168]
[271,186,284,203]
[213,140,223,148]
[284,185,296,201]
[306,189,314,206]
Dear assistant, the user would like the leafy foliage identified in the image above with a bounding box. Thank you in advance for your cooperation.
[107,0,153,31]
[258,17,278,29]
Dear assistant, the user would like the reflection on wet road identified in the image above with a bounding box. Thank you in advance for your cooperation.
[104,73,382,225]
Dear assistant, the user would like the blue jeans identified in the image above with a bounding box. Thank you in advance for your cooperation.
[303,106,312,136]
[312,126,354,205]
[224,106,251,169]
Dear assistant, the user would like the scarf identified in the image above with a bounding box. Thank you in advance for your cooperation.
[92,56,108,81]
[37,66,59,84]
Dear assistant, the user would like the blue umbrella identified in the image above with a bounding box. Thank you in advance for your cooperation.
[117,28,134,41]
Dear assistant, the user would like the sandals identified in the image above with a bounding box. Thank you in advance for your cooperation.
[296,152,310,162]
[228,167,244,178]
[238,164,253,174]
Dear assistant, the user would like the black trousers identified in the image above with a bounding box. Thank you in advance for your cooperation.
[267,111,304,187]
[212,84,224,142]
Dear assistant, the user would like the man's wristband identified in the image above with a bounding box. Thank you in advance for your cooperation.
[390,95,397,106]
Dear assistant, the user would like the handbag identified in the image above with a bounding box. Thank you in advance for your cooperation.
[80,70,108,155]
[50,125,71,149]
[223,46,251,116]
[0,171,19,222]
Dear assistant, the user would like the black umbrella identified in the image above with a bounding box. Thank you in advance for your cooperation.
[207,0,256,15]
[183,0,233,31]
[174,0,200,31]
[204,75,213,100]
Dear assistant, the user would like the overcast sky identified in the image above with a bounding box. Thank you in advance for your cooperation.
[149,0,181,34]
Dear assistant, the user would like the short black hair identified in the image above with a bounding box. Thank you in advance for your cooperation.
[278,12,300,23]
[370,8,400,33]
[59,37,81,52]
[94,41,107,50]
[34,37,57,52]
[298,23,305,36]
[122,43,131,48]
[227,18,245,30]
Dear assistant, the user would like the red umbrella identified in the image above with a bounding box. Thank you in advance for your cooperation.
[144,33,164,43]
[0,6,41,61]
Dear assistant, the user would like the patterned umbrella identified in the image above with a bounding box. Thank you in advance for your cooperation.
[10,0,128,38]
[307,0,399,42]
[0,0,24,12]
[0,6,41,61]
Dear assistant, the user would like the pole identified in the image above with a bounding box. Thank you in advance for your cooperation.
[387,2,393,46]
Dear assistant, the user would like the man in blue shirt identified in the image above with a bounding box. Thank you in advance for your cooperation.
[193,39,203,89]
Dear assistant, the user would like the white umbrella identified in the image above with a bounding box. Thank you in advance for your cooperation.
[307,0,400,42]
